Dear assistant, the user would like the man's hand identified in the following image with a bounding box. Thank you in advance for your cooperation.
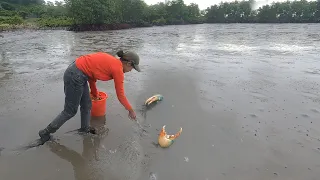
[90,92,101,101]
[91,96,101,101]
[128,109,136,120]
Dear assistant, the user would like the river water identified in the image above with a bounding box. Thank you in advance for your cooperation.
[0,24,320,180]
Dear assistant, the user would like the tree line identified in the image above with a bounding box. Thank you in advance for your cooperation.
[0,0,319,31]
[206,0,320,23]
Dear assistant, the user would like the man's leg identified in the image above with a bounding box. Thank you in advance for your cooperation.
[80,83,109,135]
[80,81,92,131]
[39,66,85,143]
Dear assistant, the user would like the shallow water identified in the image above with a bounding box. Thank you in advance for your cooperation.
[0,24,320,180]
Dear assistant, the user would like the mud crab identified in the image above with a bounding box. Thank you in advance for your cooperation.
[158,125,182,148]
[145,94,163,106]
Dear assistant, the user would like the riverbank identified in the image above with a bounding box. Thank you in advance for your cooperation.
[66,22,153,32]
[0,20,205,32]
[2,20,320,33]
[0,23,67,32]
[0,23,147,32]
[0,23,156,32]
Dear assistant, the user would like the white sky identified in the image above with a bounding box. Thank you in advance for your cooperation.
[147,0,216,10]
[145,0,309,10]
[46,0,310,11]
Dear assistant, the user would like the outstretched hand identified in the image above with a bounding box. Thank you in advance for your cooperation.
[128,109,136,120]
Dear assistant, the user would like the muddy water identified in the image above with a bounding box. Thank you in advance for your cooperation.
[0,24,320,180]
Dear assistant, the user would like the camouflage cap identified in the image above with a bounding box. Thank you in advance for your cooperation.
[123,51,141,72]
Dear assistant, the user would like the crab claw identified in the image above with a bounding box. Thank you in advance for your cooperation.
[168,127,182,140]
[158,125,182,148]
[145,94,163,106]
[145,96,157,105]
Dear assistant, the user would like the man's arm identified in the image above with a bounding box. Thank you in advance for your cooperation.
[88,78,98,97]
[112,68,133,111]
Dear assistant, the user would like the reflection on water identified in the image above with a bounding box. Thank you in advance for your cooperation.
[48,116,109,180]
[47,137,102,180]
[47,114,148,180]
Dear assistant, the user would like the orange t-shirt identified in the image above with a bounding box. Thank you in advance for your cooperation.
[75,52,132,111]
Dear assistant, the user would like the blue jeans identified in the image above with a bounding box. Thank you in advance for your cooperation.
[47,62,92,133]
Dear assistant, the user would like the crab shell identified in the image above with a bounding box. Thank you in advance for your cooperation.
[158,125,182,148]
[145,94,163,106]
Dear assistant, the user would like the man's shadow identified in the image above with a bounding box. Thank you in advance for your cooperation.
[46,115,109,180]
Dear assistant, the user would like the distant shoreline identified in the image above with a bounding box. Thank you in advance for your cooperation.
[0,22,200,32]
[66,22,320,32]
[1,22,319,33]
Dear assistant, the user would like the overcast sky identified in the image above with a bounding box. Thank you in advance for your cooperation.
[147,0,217,9]
[144,0,307,10]
[47,0,302,10]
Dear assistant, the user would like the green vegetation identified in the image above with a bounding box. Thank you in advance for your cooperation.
[206,0,320,23]
[0,0,319,31]
[0,0,73,30]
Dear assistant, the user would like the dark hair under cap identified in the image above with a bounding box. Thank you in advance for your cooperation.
[116,50,141,72]
[116,50,124,59]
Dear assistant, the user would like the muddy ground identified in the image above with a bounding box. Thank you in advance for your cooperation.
[0,24,320,180]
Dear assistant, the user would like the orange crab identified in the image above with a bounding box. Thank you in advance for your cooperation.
[158,125,182,148]
[145,94,163,106]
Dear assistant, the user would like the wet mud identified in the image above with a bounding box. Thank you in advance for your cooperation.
[0,24,320,180]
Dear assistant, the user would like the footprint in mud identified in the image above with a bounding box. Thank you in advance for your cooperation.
[310,109,319,113]
[249,114,258,118]
[0,147,4,156]
[149,172,157,180]
[250,92,269,103]
[151,142,160,148]
[303,69,320,75]
[312,147,320,154]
